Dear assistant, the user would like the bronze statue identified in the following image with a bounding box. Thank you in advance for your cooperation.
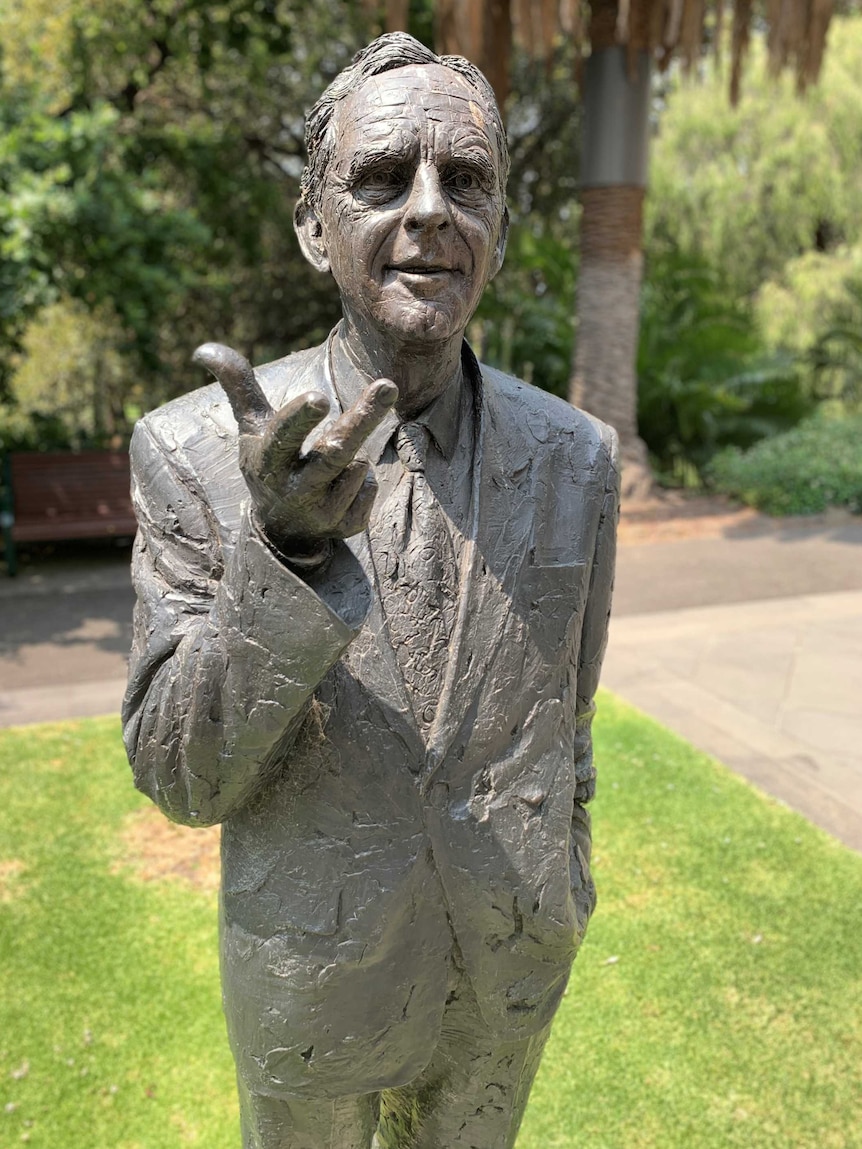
[123,32,619,1149]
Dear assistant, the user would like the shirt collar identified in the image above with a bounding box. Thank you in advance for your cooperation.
[326,330,477,466]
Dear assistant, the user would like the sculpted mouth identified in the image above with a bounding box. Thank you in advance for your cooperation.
[387,264,455,275]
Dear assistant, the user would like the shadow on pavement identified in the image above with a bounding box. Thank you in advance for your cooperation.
[0,539,135,691]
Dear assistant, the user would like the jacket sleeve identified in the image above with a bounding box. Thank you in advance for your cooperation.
[121,417,371,828]
[572,424,620,805]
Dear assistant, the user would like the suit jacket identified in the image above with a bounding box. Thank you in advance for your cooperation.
[123,339,619,1101]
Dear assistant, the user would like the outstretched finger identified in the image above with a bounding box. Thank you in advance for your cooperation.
[309,378,398,477]
[325,459,375,521]
[193,343,272,434]
[258,391,332,477]
[338,472,380,538]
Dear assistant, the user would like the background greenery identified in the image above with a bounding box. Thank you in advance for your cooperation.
[708,410,862,515]
[1,2,861,511]
[641,24,862,492]
[0,0,581,450]
[2,699,861,1147]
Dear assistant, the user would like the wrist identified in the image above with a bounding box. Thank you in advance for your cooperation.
[251,512,334,573]
[282,538,334,572]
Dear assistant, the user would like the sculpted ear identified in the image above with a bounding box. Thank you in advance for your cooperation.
[294,201,330,274]
[489,205,510,280]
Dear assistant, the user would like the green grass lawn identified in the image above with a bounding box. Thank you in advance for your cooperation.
[1,694,860,1148]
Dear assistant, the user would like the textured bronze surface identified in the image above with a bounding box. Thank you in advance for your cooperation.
[124,32,619,1149]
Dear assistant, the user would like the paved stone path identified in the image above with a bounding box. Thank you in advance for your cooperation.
[2,514,861,850]
[604,517,862,852]
[603,591,862,851]
[0,558,132,727]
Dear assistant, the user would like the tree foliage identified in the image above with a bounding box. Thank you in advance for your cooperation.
[758,247,862,408]
[709,410,862,515]
[7,0,859,478]
[647,19,862,300]
[637,250,813,482]
[0,0,586,448]
[0,0,372,444]
[639,15,862,485]
[474,43,582,398]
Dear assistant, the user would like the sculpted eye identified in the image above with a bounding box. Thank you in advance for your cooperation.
[355,166,406,201]
[443,162,495,201]
[448,169,481,192]
[364,169,397,187]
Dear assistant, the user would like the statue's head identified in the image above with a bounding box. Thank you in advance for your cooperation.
[294,32,510,345]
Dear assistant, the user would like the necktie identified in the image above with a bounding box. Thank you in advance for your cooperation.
[374,422,457,731]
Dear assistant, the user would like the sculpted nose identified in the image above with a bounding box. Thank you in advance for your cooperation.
[404,164,450,233]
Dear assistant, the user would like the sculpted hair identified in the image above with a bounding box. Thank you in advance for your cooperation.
[296,31,510,223]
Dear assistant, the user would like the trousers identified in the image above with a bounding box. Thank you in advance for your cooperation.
[238,954,552,1149]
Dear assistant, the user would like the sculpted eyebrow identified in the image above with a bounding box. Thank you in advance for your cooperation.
[444,131,495,163]
[345,144,413,181]
[447,150,496,181]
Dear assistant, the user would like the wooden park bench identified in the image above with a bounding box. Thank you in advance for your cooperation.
[1,450,136,576]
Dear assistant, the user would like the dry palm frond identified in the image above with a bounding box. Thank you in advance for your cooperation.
[542,0,561,60]
[560,0,584,38]
[730,0,754,103]
[513,0,537,55]
[679,0,704,70]
[436,0,513,105]
[483,0,514,103]
[384,0,410,31]
[805,0,833,89]
[428,0,833,109]
[617,0,632,41]
[664,0,686,46]
[435,0,458,53]
[467,0,484,60]
[714,0,726,65]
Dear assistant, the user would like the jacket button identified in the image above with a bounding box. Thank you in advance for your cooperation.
[421,703,436,724]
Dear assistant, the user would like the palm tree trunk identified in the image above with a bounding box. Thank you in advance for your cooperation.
[436,0,512,107]
[569,25,653,497]
[571,185,645,442]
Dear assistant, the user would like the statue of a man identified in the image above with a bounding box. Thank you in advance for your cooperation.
[124,32,619,1149]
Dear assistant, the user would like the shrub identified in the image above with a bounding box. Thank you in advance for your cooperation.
[707,412,862,515]
[476,222,577,401]
[637,250,814,482]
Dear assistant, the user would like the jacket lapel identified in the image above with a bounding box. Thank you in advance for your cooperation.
[343,528,426,757]
[426,369,537,766]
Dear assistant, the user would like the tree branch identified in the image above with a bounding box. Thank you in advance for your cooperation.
[114,38,173,114]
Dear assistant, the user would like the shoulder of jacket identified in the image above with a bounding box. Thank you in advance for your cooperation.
[479,361,618,464]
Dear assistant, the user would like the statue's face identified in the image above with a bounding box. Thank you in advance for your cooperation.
[315,64,507,344]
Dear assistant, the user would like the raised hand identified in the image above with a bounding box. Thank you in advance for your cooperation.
[192,343,398,556]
